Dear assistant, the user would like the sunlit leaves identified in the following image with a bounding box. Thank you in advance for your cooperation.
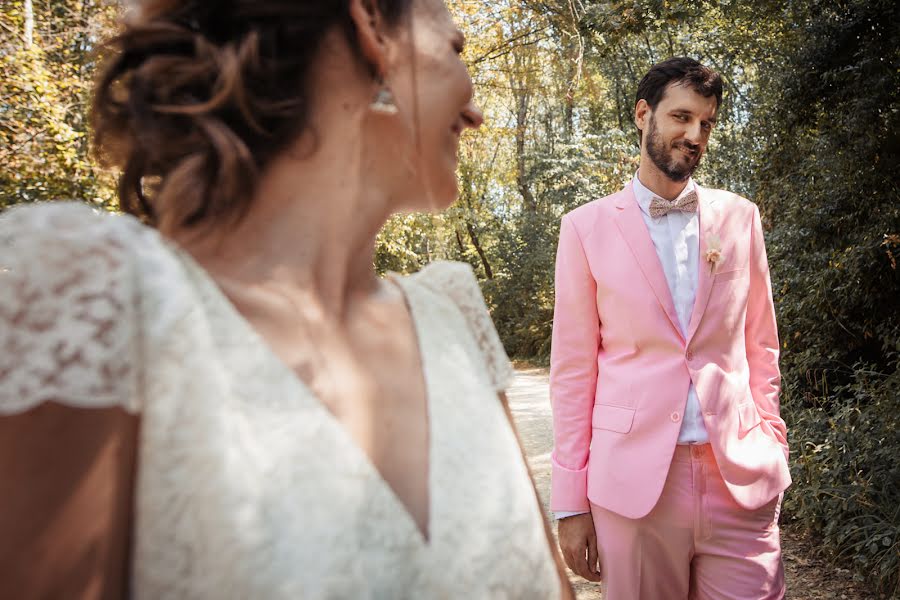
[0,0,118,208]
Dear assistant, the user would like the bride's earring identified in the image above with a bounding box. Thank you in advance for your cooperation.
[370,80,399,115]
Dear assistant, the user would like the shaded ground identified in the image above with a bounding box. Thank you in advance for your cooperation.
[507,368,870,600]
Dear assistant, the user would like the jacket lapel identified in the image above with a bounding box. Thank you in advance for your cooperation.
[613,183,684,341]
[686,187,718,343]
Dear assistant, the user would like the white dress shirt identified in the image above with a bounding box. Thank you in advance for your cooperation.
[555,174,709,519]
[632,174,708,445]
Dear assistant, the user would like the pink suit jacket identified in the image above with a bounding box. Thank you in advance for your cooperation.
[549,182,791,519]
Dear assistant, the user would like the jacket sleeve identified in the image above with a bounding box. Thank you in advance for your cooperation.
[744,205,789,461]
[549,214,601,512]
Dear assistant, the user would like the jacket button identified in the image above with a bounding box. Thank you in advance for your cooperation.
[686,349,695,361]
[671,412,681,422]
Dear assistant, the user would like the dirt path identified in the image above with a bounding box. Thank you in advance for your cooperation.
[507,368,869,600]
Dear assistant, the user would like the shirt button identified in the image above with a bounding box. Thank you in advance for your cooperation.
[671,412,681,422]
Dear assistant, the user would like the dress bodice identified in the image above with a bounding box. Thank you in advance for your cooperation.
[0,203,560,599]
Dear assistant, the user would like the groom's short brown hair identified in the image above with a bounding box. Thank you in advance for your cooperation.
[635,57,723,142]
[637,57,723,110]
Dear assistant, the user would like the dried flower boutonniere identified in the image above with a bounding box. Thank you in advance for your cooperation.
[705,234,724,269]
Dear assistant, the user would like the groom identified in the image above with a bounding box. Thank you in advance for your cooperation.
[549,57,791,599]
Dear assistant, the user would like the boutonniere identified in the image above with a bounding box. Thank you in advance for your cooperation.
[705,234,724,269]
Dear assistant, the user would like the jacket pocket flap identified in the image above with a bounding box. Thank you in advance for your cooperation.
[592,404,636,433]
[714,268,748,283]
[737,401,762,436]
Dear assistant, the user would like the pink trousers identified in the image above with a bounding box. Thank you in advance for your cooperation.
[591,444,785,600]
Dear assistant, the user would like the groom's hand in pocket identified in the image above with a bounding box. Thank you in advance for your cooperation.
[557,513,602,582]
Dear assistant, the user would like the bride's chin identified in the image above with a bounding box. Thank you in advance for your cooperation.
[417,191,457,214]
[389,186,446,214]
[405,175,457,213]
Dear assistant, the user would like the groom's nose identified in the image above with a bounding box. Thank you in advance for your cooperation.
[684,120,704,145]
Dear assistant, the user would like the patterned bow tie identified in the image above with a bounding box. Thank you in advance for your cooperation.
[648,190,699,218]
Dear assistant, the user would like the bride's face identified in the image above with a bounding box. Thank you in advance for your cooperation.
[385,0,483,211]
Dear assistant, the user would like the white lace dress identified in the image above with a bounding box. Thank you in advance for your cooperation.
[0,203,560,600]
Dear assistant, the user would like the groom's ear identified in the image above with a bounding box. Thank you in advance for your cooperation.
[635,99,650,131]
[635,99,650,146]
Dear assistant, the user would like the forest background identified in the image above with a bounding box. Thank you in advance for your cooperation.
[1,0,898,596]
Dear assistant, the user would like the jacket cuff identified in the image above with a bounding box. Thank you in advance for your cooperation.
[554,510,590,520]
[550,457,590,512]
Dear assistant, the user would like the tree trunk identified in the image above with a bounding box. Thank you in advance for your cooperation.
[465,220,494,280]
[514,85,537,213]
[24,0,34,48]
[615,78,624,131]
[563,39,576,138]
[460,192,494,279]
[505,23,538,213]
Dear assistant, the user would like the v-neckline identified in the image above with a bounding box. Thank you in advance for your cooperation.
[168,244,435,546]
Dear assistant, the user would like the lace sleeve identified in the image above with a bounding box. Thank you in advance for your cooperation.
[417,261,515,391]
[0,203,141,414]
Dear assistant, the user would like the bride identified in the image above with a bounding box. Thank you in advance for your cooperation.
[0,0,572,598]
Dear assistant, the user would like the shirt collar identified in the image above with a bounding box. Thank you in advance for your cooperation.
[632,172,696,218]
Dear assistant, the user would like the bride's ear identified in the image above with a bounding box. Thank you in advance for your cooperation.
[348,0,391,77]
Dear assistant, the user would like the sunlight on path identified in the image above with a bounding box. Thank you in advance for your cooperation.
[508,368,603,600]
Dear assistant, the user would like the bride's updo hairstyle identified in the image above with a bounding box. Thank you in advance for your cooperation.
[92,0,412,228]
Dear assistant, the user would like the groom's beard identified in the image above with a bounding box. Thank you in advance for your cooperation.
[645,115,703,182]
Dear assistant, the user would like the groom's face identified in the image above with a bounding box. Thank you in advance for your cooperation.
[639,82,718,182]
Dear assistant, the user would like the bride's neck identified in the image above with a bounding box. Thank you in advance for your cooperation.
[167,135,394,313]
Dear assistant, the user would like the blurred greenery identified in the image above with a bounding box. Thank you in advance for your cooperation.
[1,0,897,595]
[0,0,118,208]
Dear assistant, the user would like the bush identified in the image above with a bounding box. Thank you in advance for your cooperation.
[755,0,900,594]
[782,364,900,597]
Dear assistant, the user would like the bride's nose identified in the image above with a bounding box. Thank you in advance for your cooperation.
[461,101,484,130]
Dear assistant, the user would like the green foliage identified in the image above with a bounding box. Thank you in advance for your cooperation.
[375,213,451,275]
[785,367,900,597]
[759,0,900,377]
[489,131,634,359]
[754,0,900,595]
[488,209,559,358]
[0,0,118,208]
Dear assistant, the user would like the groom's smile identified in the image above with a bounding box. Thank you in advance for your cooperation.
[675,144,699,160]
